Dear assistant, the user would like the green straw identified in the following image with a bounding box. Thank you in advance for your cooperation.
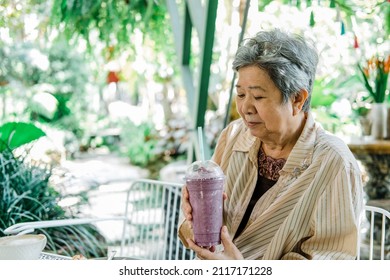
[197,126,205,162]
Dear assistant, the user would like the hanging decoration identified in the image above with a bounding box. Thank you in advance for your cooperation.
[340,21,346,35]
[330,0,336,8]
[334,6,346,35]
[106,71,120,84]
[354,34,359,48]
[310,10,315,27]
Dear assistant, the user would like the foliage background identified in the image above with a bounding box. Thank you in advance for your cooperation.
[0,0,389,258]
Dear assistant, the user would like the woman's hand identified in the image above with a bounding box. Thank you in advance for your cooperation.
[181,185,193,228]
[187,226,244,260]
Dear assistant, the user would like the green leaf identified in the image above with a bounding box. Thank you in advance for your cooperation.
[311,92,338,108]
[311,80,338,108]
[258,0,274,11]
[386,4,390,35]
[0,122,46,152]
[357,63,377,101]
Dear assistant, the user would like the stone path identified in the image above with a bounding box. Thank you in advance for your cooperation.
[56,151,149,243]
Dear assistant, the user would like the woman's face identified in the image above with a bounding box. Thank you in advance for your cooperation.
[235,65,295,140]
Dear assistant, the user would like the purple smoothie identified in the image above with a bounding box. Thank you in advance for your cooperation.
[185,161,225,247]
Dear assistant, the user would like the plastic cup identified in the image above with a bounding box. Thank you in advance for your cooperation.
[185,160,225,247]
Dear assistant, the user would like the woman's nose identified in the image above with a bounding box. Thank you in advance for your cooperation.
[242,96,255,115]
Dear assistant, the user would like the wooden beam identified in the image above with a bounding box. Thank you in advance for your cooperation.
[194,0,218,130]
[165,0,218,161]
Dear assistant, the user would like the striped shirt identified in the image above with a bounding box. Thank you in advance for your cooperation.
[210,113,364,259]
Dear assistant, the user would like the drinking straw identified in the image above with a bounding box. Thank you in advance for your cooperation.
[197,126,205,162]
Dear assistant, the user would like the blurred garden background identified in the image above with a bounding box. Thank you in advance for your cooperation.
[0,0,389,258]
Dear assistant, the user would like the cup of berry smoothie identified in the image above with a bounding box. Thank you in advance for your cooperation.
[185,160,225,247]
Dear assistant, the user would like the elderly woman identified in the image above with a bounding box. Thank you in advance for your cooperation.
[179,29,363,260]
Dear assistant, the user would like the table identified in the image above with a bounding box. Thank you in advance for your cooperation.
[347,139,390,206]
[40,252,72,260]
[39,252,137,260]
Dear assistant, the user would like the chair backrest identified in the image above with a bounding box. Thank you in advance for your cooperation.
[357,205,390,260]
[118,179,195,260]
[3,179,194,260]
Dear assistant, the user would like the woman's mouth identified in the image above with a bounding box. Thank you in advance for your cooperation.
[246,121,261,128]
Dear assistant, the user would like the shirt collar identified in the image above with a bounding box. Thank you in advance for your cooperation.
[232,122,260,165]
[231,113,317,172]
[281,112,317,173]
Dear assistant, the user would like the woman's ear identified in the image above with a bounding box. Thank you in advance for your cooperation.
[292,89,308,115]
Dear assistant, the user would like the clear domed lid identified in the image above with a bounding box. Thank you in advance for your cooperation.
[185,160,225,180]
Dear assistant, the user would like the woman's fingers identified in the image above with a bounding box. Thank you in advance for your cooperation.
[186,227,243,260]
[186,239,216,260]
[223,192,228,201]
[219,226,244,260]
[220,226,232,248]
[181,186,192,221]
[189,226,241,260]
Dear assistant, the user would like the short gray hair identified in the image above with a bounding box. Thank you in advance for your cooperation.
[232,29,318,112]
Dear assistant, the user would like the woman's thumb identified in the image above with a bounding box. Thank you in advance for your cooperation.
[220,226,232,246]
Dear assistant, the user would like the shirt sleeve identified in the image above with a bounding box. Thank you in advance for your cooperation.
[281,165,364,260]
[211,124,228,165]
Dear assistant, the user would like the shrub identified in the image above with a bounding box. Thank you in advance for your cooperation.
[0,148,107,258]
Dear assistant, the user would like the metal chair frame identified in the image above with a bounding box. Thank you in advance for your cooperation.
[4,179,194,260]
[357,205,390,260]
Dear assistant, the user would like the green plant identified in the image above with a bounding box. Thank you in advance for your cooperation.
[0,149,60,230]
[154,118,190,161]
[0,148,107,258]
[119,118,189,179]
[0,122,46,152]
[358,54,390,103]
[1,43,48,86]
[0,121,106,257]
[120,121,159,168]
[0,39,90,127]
[50,0,170,53]
[311,79,339,108]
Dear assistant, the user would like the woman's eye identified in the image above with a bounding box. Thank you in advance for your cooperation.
[254,96,263,100]
[236,94,245,99]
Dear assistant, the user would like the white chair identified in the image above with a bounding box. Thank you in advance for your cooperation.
[4,179,194,260]
[357,205,390,260]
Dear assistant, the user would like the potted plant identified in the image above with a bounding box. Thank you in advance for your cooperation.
[357,54,390,139]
